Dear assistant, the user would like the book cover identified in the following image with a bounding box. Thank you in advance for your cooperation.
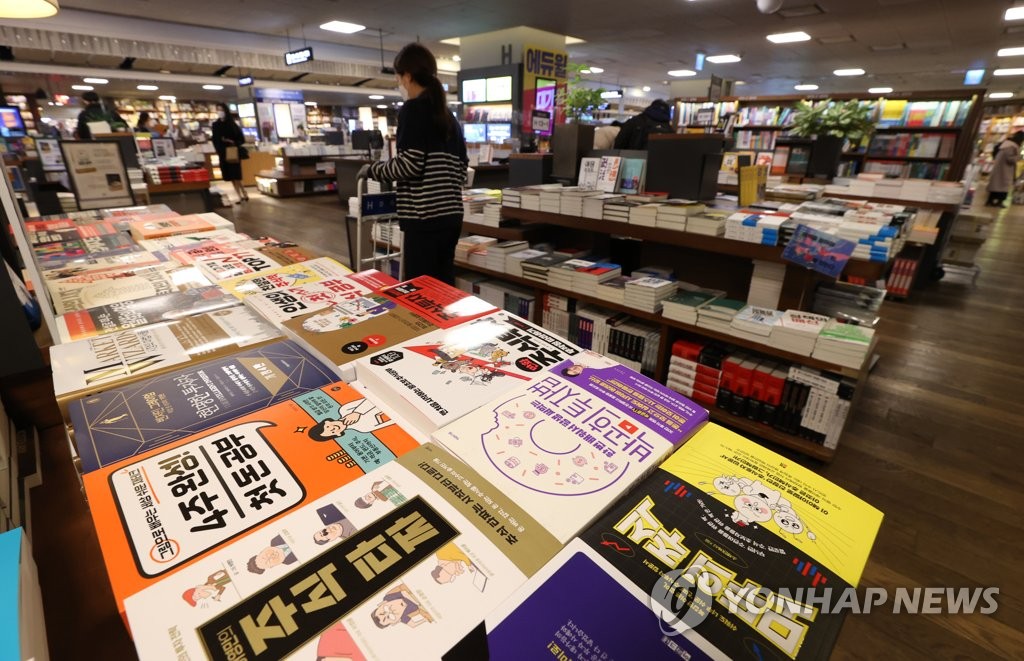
[577,422,883,660]
[82,382,424,616]
[596,156,622,193]
[165,240,266,267]
[258,244,321,265]
[39,250,167,280]
[128,214,215,240]
[782,225,857,278]
[244,270,399,327]
[67,339,340,472]
[618,158,646,194]
[34,234,141,269]
[123,443,562,660]
[433,353,709,543]
[577,157,601,190]
[51,306,281,410]
[195,248,284,282]
[54,285,239,343]
[47,265,212,315]
[355,311,586,436]
[136,229,255,252]
[217,257,353,299]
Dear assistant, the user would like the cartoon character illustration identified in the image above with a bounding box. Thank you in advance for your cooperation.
[504,456,520,469]
[182,569,232,608]
[572,456,587,467]
[567,473,584,485]
[307,398,391,442]
[300,296,394,333]
[315,622,367,661]
[705,474,816,540]
[371,583,434,628]
[354,480,407,509]
[313,504,357,545]
[246,534,297,574]
[429,543,483,589]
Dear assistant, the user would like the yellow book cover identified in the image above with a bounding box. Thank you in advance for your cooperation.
[217,257,353,299]
[664,423,883,586]
[880,99,908,124]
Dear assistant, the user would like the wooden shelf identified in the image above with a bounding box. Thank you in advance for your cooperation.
[462,221,536,240]
[146,181,210,194]
[454,260,863,379]
[873,125,962,132]
[734,125,791,131]
[864,155,952,162]
[707,406,835,462]
[257,171,336,182]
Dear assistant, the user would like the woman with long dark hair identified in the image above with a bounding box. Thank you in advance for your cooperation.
[211,102,249,203]
[367,43,467,284]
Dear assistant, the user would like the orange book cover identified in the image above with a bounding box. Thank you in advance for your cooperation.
[128,214,216,240]
[82,381,423,619]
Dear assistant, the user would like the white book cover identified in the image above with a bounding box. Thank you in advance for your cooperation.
[577,157,601,190]
[432,352,709,543]
[244,270,398,327]
[596,156,621,193]
[136,230,252,252]
[778,309,831,335]
[124,443,562,661]
[47,265,211,315]
[218,257,354,298]
[195,248,283,282]
[731,305,784,336]
[355,312,588,436]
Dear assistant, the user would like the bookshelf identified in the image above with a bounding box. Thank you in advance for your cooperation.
[254,153,339,198]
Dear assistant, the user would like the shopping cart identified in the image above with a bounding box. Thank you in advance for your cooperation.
[348,172,403,280]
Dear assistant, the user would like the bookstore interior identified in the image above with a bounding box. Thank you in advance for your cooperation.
[0,1,1021,660]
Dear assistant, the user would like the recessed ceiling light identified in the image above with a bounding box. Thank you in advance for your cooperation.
[580,68,592,74]
[71,85,94,91]
[588,66,605,74]
[137,85,159,91]
[707,54,741,64]
[833,68,866,76]
[319,20,366,34]
[989,92,1015,98]
[440,37,461,46]
[994,68,1024,76]
[202,84,224,90]
[304,101,317,106]
[998,46,1024,57]
[565,36,586,45]
[452,55,461,62]
[767,31,812,44]
[642,85,651,92]
[600,90,622,99]
[159,95,176,101]
[868,87,893,94]
[376,104,388,109]
[734,80,747,85]
[1006,6,1024,20]
[368,94,385,100]
[668,69,697,77]
[794,84,819,91]
[83,77,108,84]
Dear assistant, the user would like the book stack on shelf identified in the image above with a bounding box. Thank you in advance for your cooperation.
[539,188,564,214]
[481,201,503,227]
[574,304,619,354]
[811,320,876,369]
[655,199,705,230]
[521,251,570,284]
[729,305,784,342]
[772,309,832,355]
[500,187,522,208]
[661,287,721,325]
[582,193,623,219]
[623,276,676,313]
[572,261,623,295]
[685,210,730,236]
[627,202,661,227]
[748,259,787,308]
[602,199,639,223]
[724,211,787,246]
[454,235,497,263]
[483,240,528,272]
[666,338,725,407]
[559,188,602,216]
[607,318,660,375]
[546,257,595,290]
[697,296,747,333]
[823,175,965,203]
[541,293,574,338]
[594,274,634,305]
[505,247,547,277]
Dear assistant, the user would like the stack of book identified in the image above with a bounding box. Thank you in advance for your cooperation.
[696,296,747,333]
[559,188,601,216]
[538,188,564,214]
[724,211,787,245]
[572,261,622,295]
[573,304,618,354]
[455,235,497,263]
[627,203,661,227]
[594,274,634,305]
[541,293,574,338]
[521,252,569,284]
[666,338,725,407]
[547,258,594,290]
[811,319,875,369]
[654,201,701,231]
[505,247,547,277]
[602,200,637,223]
[483,240,528,272]
[520,189,542,211]
[686,210,730,236]
[748,259,786,308]
[661,287,721,325]
[729,305,784,342]
[607,318,660,375]
[772,309,831,355]
[623,276,676,313]
[582,194,623,220]
[481,202,502,227]
[501,187,522,208]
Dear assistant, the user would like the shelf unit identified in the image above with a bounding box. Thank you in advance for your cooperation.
[254,154,340,198]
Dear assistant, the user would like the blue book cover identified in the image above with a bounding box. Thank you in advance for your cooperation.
[782,224,857,278]
[68,339,339,472]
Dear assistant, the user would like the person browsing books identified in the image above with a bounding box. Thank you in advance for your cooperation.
[211,102,249,204]
[75,91,127,139]
[135,111,161,137]
[364,43,468,285]
[987,130,1024,207]
[613,99,674,150]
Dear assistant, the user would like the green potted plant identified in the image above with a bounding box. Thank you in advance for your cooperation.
[560,63,606,122]
[552,63,607,179]
[789,99,876,177]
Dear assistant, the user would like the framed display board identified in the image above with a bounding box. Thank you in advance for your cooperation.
[59,140,136,210]
[36,138,66,171]
[152,138,176,158]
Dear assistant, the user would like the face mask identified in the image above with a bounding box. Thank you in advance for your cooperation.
[218,111,227,120]
[398,84,409,101]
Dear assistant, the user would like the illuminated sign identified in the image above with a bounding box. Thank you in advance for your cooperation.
[284,47,314,66]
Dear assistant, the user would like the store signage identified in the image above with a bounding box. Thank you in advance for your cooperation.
[237,75,254,87]
[284,46,314,66]
[59,140,135,210]
[254,88,305,103]
[531,109,552,133]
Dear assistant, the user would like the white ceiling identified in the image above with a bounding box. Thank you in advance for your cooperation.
[4,0,1024,101]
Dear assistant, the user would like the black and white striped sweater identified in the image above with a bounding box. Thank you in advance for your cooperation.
[369,94,468,223]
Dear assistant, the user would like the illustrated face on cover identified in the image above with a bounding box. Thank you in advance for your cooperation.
[301,296,395,333]
[704,474,815,541]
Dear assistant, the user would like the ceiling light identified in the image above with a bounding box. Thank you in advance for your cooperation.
[735,80,747,85]
[707,54,742,64]
[71,85,93,91]
[767,31,812,44]
[998,46,1024,57]
[565,36,586,45]
[83,77,108,84]
[0,0,58,18]
[440,37,461,46]
[319,20,366,34]
[202,84,224,90]
[1006,6,1024,20]
[368,94,384,100]
[995,68,1024,76]
[794,84,819,91]
[833,68,865,76]
[137,85,159,91]
[668,69,697,77]
[376,104,388,109]
[159,95,176,101]
[588,66,605,74]
[642,85,651,92]
[868,87,893,94]
[600,90,622,99]
[304,101,317,106]
[989,92,1015,98]
[452,55,461,62]
[580,68,592,74]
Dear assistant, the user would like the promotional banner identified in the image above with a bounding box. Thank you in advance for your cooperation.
[522,44,568,135]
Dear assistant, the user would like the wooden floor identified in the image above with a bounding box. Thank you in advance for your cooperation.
[29,190,1024,660]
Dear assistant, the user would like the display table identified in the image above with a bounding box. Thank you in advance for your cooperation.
[145,181,214,214]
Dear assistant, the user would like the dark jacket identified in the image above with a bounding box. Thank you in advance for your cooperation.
[613,101,674,150]
[211,118,245,157]
[76,103,126,140]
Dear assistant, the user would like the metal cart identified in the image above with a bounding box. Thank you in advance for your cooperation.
[347,173,403,280]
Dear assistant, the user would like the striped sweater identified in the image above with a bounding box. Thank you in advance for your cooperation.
[369,94,468,223]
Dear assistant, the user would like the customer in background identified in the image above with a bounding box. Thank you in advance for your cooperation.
[987,130,1024,207]
[593,120,621,150]
[211,102,249,204]
[135,111,162,137]
[613,99,674,150]
[75,91,126,140]
[364,42,468,285]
